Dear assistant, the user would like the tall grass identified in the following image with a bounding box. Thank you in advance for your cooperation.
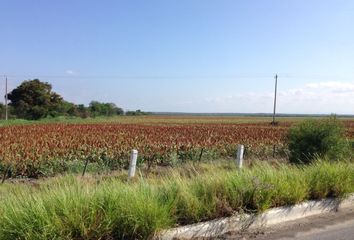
[0,160,354,240]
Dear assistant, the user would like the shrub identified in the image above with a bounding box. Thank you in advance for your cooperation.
[287,116,348,164]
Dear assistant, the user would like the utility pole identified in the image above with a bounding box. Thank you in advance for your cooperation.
[4,75,8,120]
[272,74,278,125]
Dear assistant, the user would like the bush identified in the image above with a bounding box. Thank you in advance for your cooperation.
[287,116,348,164]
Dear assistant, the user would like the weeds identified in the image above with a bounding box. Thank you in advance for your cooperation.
[0,160,354,240]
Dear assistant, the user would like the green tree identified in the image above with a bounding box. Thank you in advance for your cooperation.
[89,101,123,117]
[76,104,91,118]
[126,109,149,116]
[7,79,64,120]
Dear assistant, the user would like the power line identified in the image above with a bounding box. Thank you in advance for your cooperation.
[278,74,354,80]
[2,74,273,80]
[2,74,354,80]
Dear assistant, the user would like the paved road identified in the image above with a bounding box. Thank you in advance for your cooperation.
[218,207,354,240]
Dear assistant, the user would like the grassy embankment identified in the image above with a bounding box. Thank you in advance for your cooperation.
[0,160,353,240]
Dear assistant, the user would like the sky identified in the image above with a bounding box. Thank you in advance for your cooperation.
[0,0,354,114]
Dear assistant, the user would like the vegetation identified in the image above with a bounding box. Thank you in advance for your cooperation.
[288,116,349,164]
[0,115,353,239]
[0,103,8,119]
[125,109,150,116]
[3,79,125,120]
[7,79,64,120]
[0,103,3,119]
[1,80,353,240]
[0,115,298,128]
[0,160,353,240]
[0,121,288,178]
[0,116,353,178]
[89,101,124,117]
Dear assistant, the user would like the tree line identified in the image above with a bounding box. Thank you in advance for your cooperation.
[0,79,147,120]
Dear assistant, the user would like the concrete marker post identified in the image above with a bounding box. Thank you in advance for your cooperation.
[236,145,244,169]
[128,149,138,178]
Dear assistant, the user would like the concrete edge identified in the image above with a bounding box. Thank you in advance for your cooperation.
[155,193,354,240]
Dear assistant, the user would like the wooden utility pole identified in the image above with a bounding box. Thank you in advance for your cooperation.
[272,74,278,125]
[4,75,8,121]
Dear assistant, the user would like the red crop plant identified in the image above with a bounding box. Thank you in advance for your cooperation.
[0,120,352,177]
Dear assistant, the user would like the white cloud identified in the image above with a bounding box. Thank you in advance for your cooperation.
[276,81,354,114]
[178,81,354,114]
[305,81,354,93]
[65,70,79,76]
[304,83,319,88]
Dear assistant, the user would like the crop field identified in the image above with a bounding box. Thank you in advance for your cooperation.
[1,116,354,239]
[1,116,354,178]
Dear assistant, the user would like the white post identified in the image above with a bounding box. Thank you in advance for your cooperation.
[128,149,138,178]
[236,145,244,169]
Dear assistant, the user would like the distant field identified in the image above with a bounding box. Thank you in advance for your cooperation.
[1,115,353,178]
[1,114,354,126]
[0,115,282,126]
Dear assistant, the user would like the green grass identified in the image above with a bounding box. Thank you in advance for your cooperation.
[2,115,351,127]
[0,160,354,240]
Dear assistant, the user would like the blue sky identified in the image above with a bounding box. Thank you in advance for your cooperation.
[1,0,354,114]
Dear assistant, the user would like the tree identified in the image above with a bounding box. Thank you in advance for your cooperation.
[7,79,65,120]
[62,103,88,118]
[89,101,124,117]
[125,109,149,116]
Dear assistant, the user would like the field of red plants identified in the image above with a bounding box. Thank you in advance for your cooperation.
[1,117,354,177]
